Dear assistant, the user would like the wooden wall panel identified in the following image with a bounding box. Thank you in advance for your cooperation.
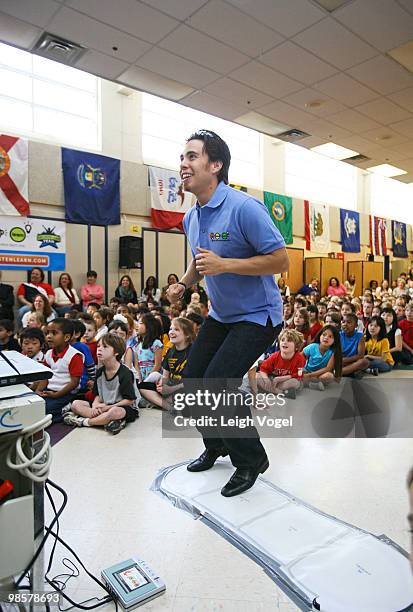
[286,248,304,294]
[362,261,383,290]
[347,262,363,298]
[305,258,321,285]
[321,258,344,296]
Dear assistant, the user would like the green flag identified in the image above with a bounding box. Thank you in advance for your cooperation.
[263,191,293,244]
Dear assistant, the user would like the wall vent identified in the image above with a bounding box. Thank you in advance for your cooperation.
[32,33,86,66]
[276,128,311,142]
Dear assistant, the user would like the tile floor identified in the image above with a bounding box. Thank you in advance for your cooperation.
[42,372,413,611]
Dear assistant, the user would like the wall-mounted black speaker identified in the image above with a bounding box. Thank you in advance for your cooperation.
[367,254,374,262]
[119,236,143,269]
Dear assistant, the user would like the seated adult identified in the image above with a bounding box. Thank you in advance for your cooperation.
[141,275,161,303]
[160,273,179,306]
[54,272,80,316]
[0,271,14,321]
[393,278,409,298]
[339,313,369,377]
[327,277,347,297]
[22,294,56,328]
[17,267,54,325]
[277,277,290,298]
[344,274,356,298]
[80,270,104,310]
[376,279,392,298]
[296,278,319,296]
[115,275,138,305]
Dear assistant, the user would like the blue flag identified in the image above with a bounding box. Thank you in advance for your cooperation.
[392,220,407,258]
[340,209,360,253]
[62,148,120,225]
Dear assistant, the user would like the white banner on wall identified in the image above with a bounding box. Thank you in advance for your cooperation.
[0,216,66,270]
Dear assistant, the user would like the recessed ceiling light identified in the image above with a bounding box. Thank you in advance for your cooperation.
[366,163,408,177]
[305,100,324,109]
[311,142,359,160]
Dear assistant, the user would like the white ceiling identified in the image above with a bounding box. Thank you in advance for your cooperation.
[0,0,412,183]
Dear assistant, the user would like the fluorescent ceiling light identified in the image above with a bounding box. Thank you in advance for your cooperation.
[311,142,359,160]
[366,163,407,177]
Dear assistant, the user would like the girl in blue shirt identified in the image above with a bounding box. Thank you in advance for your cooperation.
[302,325,342,391]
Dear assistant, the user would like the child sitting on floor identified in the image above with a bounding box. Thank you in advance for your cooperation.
[34,318,84,423]
[139,317,194,410]
[255,329,305,400]
[0,319,21,352]
[289,307,310,346]
[19,327,46,362]
[364,316,394,375]
[302,325,342,391]
[65,334,138,435]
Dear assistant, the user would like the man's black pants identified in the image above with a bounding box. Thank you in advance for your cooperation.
[183,316,282,469]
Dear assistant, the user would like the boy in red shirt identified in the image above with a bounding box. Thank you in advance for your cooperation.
[256,329,306,399]
[399,303,413,365]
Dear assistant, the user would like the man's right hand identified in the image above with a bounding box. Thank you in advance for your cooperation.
[166,283,185,304]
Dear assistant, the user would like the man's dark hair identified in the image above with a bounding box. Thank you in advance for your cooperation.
[187,130,231,184]
[51,318,75,337]
[72,319,86,338]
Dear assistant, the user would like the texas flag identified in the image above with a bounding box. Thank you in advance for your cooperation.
[149,166,194,231]
[0,134,29,216]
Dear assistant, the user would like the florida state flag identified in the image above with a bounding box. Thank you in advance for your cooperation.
[149,166,194,231]
[0,134,29,216]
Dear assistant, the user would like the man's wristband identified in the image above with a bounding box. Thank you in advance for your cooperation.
[177,282,187,290]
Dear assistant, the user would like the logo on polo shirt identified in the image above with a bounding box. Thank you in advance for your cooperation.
[209,231,230,241]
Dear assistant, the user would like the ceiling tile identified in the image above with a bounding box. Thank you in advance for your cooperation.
[281,88,347,117]
[297,136,328,149]
[328,109,381,132]
[140,0,208,20]
[257,99,319,126]
[361,127,409,147]
[356,98,411,124]
[346,55,413,95]
[387,142,413,157]
[0,11,41,49]
[314,73,379,106]
[333,135,378,152]
[48,7,151,62]
[298,118,353,140]
[360,143,410,163]
[334,0,413,52]
[397,0,413,16]
[66,0,178,44]
[293,17,377,70]
[187,0,283,57]
[231,61,302,98]
[388,87,413,112]
[389,117,413,138]
[75,50,129,80]
[160,25,249,73]
[234,111,291,135]
[136,48,220,89]
[259,41,337,86]
[118,65,194,100]
[397,158,413,172]
[180,90,246,120]
[225,0,325,37]
[204,78,273,109]
[0,0,60,28]
[395,172,413,184]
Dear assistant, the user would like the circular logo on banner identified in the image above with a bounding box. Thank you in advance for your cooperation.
[76,163,106,190]
[10,227,26,242]
[272,201,285,221]
[0,146,11,177]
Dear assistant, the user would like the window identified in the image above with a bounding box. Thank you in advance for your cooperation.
[285,143,358,210]
[142,93,262,188]
[369,174,413,225]
[0,43,100,150]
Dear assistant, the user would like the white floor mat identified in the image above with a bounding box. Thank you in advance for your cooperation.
[152,461,413,612]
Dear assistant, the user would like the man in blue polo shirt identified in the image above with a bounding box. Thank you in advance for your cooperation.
[167,130,289,497]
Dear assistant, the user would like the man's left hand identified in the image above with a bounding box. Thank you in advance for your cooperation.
[195,248,227,276]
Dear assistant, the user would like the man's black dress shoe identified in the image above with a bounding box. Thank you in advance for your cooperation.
[220,457,269,497]
[187,448,228,472]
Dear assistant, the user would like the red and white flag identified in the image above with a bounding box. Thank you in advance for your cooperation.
[0,134,29,216]
[149,166,194,231]
[370,216,387,256]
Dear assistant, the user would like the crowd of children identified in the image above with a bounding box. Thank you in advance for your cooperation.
[0,271,412,428]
